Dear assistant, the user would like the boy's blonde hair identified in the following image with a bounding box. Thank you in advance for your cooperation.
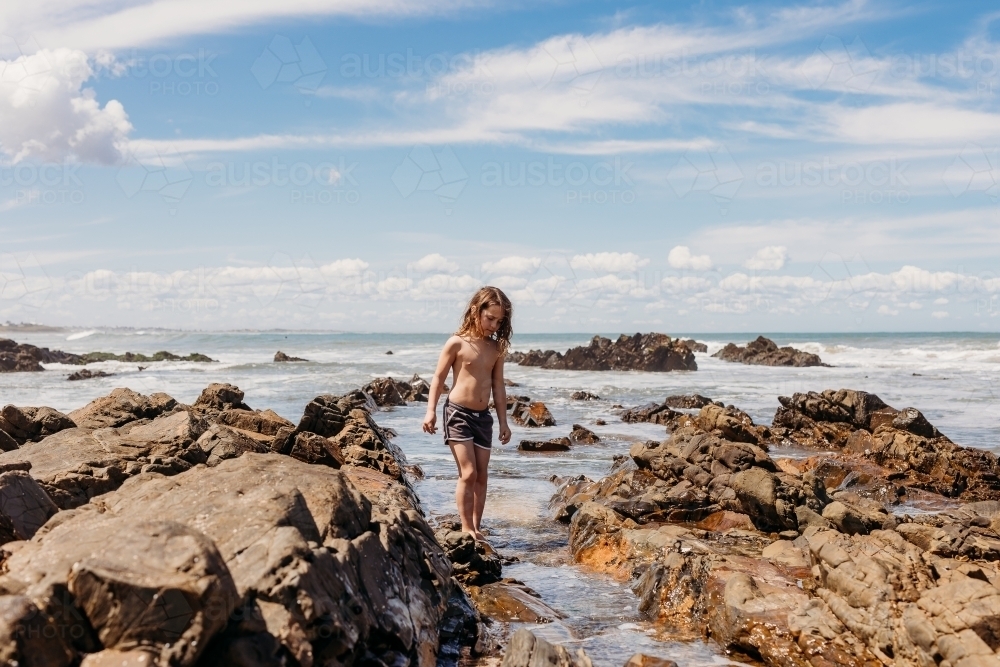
[455,286,512,355]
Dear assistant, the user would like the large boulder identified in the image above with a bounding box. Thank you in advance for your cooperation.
[712,336,828,367]
[68,388,178,430]
[511,400,555,427]
[0,470,58,544]
[0,404,75,447]
[510,333,697,372]
[620,402,679,425]
[500,629,593,667]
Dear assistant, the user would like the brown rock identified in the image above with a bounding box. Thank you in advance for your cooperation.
[0,338,82,372]
[217,408,293,437]
[0,404,76,446]
[570,391,600,400]
[664,393,718,409]
[363,376,408,407]
[569,424,599,444]
[288,431,344,468]
[466,579,561,623]
[67,369,114,381]
[0,594,78,666]
[624,654,678,667]
[511,400,555,427]
[512,333,697,372]
[679,338,708,354]
[273,350,307,362]
[501,629,593,667]
[191,383,250,413]
[196,424,271,467]
[621,402,679,425]
[518,438,571,452]
[68,388,178,430]
[713,336,828,367]
[435,528,502,585]
[0,470,58,544]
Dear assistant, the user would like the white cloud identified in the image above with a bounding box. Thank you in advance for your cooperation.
[909,301,923,310]
[934,297,949,305]
[667,246,713,271]
[932,311,949,319]
[877,304,899,316]
[408,253,458,273]
[482,256,541,275]
[744,246,788,271]
[0,48,132,164]
[320,259,368,276]
[570,252,649,273]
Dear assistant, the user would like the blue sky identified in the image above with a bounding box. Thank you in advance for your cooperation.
[1,0,999,332]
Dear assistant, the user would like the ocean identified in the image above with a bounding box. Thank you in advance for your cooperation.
[2,330,999,665]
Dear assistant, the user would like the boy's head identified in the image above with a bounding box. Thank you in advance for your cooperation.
[456,286,512,353]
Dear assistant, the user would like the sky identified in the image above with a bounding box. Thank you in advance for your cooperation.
[1,0,999,333]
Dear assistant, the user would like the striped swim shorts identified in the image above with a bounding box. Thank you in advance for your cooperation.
[443,396,494,450]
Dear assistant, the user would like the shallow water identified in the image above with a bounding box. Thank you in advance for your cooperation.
[2,329,1000,665]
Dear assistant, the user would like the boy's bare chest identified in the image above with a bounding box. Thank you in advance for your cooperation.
[454,345,498,377]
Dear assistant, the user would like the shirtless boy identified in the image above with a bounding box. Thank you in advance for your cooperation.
[422,286,513,541]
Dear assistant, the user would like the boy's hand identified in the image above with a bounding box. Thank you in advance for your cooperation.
[498,424,511,445]
[422,411,437,434]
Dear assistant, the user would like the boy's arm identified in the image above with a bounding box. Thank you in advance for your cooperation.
[491,350,510,443]
[424,337,459,431]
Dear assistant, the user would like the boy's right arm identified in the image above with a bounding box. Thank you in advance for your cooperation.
[423,337,459,434]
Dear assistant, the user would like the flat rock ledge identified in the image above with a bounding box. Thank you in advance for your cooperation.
[0,383,482,667]
[712,336,828,367]
[507,333,697,372]
[551,388,1000,666]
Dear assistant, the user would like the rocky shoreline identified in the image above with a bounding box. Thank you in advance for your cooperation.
[507,334,698,372]
[551,388,1000,665]
[0,382,491,666]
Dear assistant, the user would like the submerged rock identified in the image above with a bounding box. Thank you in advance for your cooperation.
[570,391,600,400]
[664,393,719,409]
[569,424,599,444]
[67,369,114,381]
[620,402,679,425]
[510,400,555,427]
[509,333,697,372]
[713,336,828,367]
[518,438,571,452]
[0,338,82,371]
[501,629,593,667]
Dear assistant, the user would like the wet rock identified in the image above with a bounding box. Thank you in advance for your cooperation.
[570,391,600,400]
[504,378,518,387]
[502,394,530,410]
[774,389,890,436]
[730,468,797,532]
[77,351,215,364]
[435,529,502,585]
[332,408,408,481]
[67,369,114,381]
[511,400,555,427]
[623,654,678,667]
[501,628,593,667]
[713,336,828,367]
[621,402,679,425]
[466,579,561,623]
[663,393,719,409]
[679,339,708,354]
[518,438,571,452]
[892,406,942,439]
[362,376,408,407]
[569,424,599,444]
[406,374,431,402]
[288,431,344,468]
[0,404,76,447]
[273,351,307,362]
[510,333,697,372]
[68,388,178,430]
[0,338,82,372]
[695,404,769,445]
[0,470,58,544]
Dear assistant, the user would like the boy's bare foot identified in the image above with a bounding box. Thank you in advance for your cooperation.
[473,530,487,542]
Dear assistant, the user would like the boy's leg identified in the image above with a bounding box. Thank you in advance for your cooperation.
[448,440,478,536]
[471,444,491,535]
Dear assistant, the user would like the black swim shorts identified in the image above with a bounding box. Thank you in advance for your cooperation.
[443,396,494,449]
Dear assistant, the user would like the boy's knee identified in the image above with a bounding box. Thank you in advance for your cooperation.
[459,468,478,484]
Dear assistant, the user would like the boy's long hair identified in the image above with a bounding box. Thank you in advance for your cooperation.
[455,286,513,355]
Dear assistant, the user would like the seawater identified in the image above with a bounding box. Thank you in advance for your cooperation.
[2,330,999,665]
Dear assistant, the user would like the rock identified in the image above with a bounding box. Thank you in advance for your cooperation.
[694,404,768,445]
[435,528,502,585]
[624,655,678,667]
[217,408,293,438]
[80,650,156,666]
[191,383,250,413]
[679,339,708,354]
[273,351,307,362]
[76,351,215,364]
[730,468,797,532]
[196,424,271,467]
[1,453,471,667]
[0,404,76,446]
[892,406,942,438]
[664,394,718,409]
[466,579,561,623]
[65,519,239,665]
[331,408,408,481]
[288,431,344,468]
[712,336,828,367]
[511,333,697,372]
[570,391,600,400]
[511,400,555,427]
[504,379,519,387]
[595,419,606,425]
[0,470,58,544]
[518,438,571,452]
[362,376,408,407]
[569,424,599,444]
[0,594,78,666]
[501,629,593,667]
[406,374,431,402]
[0,338,82,372]
[69,388,178,430]
[621,402,679,425]
[504,394,530,410]
[67,369,114,381]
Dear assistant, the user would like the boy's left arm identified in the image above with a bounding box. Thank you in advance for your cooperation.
[492,352,511,444]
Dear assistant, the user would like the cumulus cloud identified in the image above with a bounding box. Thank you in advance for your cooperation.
[0,48,131,164]
[877,304,899,316]
[408,253,458,273]
[570,252,649,273]
[482,256,541,275]
[932,311,949,319]
[744,246,788,271]
[667,246,713,271]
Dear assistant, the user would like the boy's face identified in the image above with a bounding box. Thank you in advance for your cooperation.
[479,304,504,336]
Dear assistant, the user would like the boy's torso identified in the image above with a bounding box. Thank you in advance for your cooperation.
[449,337,500,410]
